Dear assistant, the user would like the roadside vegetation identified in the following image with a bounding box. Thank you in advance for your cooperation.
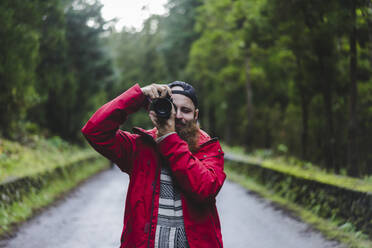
[226,166,372,248]
[222,143,372,191]
[0,135,96,183]
[0,134,107,237]
[0,157,107,237]
[223,144,372,248]
[2,0,372,179]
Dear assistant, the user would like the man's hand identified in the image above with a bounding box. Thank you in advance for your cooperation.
[149,106,176,138]
[142,84,175,137]
[141,83,172,99]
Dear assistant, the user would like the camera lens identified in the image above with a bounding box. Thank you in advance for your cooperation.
[151,97,173,119]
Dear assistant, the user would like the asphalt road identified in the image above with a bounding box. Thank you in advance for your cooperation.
[0,166,345,248]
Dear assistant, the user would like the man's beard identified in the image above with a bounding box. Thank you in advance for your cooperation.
[175,119,200,153]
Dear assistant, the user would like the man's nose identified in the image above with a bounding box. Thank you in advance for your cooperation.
[175,109,182,119]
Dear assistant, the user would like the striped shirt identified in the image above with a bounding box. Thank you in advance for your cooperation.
[154,165,189,248]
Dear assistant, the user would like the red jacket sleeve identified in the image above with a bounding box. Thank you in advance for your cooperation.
[81,84,146,174]
[157,133,226,202]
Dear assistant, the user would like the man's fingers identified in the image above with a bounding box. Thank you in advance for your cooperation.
[151,86,159,98]
[156,85,166,98]
[160,85,172,97]
[149,111,158,124]
[149,91,155,99]
[154,84,168,98]
[160,88,167,97]
[143,83,170,99]
[149,110,156,119]
[142,86,155,99]
[165,85,172,96]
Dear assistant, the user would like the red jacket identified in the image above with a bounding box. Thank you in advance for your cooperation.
[82,84,226,248]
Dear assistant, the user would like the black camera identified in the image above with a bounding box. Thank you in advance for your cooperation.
[149,94,175,119]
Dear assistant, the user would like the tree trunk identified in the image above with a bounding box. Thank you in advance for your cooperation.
[202,98,210,134]
[208,103,216,137]
[347,1,359,177]
[245,53,254,148]
[224,93,233,145]
[296,57,310,161]
[300,92,309,161]
[319,54,335,171]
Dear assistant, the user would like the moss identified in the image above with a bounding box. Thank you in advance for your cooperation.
[261,160,372,193]
[0,136,96,183]
[225,166,372,248]
[225,159,372,237]
[221,144,372,193]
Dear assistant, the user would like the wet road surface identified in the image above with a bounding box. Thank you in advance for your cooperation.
[0,166,345,248]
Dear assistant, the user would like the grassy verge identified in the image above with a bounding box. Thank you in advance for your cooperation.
[225,166,372,248]
[221,144,372,193]
[0,157,108,238]
[0,135,96,183]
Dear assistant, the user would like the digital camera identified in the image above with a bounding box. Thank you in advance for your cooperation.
[149,94,174,119]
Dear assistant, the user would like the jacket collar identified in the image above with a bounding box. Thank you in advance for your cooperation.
[132,127,157,141]
[132,126,217,148]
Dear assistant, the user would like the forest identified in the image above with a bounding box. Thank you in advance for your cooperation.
[1,0,371,177]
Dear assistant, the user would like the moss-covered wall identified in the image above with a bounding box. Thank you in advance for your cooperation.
[0,155,109,236]
[0,156,104,207]
[225,159,372,238]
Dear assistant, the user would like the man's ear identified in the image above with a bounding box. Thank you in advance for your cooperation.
[194,109,199,120]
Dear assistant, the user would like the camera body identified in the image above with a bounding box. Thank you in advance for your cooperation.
[149,94,174,119]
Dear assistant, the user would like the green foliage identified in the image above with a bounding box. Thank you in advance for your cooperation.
[187,0,372,177]
[0,0,115,142]
[0,156,107,236]
[0,135,97,183]
[1,0,372,177]
[225,157,372,242]
[277,144,288,154]
[41,0,114,141]
[225,165,372,248]
[0,0,41,136]
[222,143,372,192]
[104,0,201,129]
[160,0,201,80]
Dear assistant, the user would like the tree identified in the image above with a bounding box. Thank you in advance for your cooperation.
[160,0,201,81]
[0,0,41,137]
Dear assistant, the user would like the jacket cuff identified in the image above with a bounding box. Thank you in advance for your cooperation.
[117,83,147,115]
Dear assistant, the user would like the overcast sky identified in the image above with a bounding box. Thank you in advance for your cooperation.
[100,0,168,31]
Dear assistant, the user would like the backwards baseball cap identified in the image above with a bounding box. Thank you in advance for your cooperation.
[168,81,198,108]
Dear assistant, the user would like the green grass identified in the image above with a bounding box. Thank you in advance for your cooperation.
[0,135,96,183]
[221,144,372,193]
[225,166,372,248]
[0,157,108,237]
[0,134,108,237]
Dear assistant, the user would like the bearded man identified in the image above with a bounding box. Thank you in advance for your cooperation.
[81,81,226,248]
